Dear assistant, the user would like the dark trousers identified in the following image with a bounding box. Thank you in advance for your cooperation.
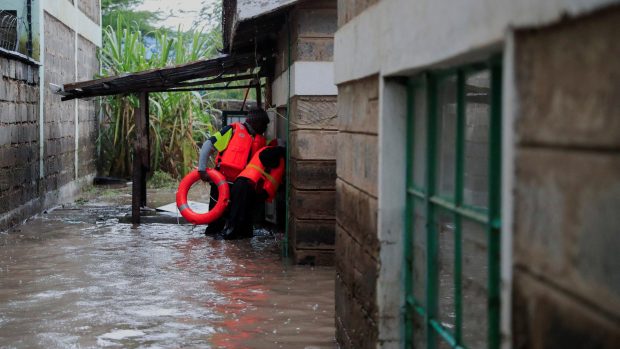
[226,177,256,239]
[204,177,257,239]
[204,183,226,235]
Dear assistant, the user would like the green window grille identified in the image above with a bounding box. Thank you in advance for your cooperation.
[404,56,502,349]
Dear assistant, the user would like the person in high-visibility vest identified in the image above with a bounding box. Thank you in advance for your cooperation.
[218,145,286,240]
[197,109,269,236]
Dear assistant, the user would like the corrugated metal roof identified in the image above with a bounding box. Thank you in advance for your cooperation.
[60,53,261,100]
[236,0,299,21]
[222,0,299,54]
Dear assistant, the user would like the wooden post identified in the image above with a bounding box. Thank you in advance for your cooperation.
[265,76,273,109]
[132,92,149,224]
[141,93,150,207]
[255,79,262,109]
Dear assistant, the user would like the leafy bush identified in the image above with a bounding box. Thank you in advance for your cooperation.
[98,18,221,178]
[147,170,178,189]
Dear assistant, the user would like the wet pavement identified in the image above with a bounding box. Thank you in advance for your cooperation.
[0,186,336,348]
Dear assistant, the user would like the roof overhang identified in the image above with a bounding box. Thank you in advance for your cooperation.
[222,0,300,54]
[60,53,266,101]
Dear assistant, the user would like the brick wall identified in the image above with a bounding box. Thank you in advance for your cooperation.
[0,56,40,226]
[335,75,379,349]
[512,7,620,348]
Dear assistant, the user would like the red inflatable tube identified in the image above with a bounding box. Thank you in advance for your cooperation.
[176,169,230,225]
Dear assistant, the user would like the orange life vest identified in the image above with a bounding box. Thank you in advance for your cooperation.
[252,133,266,158]
[215,122,266,181]
[237,146,285,202]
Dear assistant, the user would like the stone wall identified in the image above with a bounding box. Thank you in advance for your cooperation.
[0,55,40,228]
[512,7,620,348]
[274,0,338,265]
[335,75,379,349]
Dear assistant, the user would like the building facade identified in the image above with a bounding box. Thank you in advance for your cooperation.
[223,0,338,264]
[334,0,620,348]
[0,0,101,231]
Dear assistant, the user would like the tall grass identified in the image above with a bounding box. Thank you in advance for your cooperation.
[98,19,221,178]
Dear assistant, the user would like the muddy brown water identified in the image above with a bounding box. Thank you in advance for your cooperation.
[0,188,335,348]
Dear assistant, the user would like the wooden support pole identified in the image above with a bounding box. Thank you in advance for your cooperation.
[141,92,150,207]
[255,79,262,109]
[132,92,149,224]
[265,76,273,109]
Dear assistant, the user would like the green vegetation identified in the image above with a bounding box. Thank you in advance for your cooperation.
[98,18,220,179]
[98,2,260,180]
[102,0,162,33]
[147,170,178,189]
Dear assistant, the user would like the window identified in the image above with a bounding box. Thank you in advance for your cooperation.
[404,57,502,349]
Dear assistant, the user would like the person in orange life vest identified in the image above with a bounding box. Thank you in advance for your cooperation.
[197,109,269,236]
[218,145,286,240]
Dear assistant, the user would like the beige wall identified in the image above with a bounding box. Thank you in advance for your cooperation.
[335,75,380,348]
[334,0,620,348]
[272,0,339,264]
[512,7,620,348]
[0,1,100,231]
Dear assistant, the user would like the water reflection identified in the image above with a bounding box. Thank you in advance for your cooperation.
[0,201,336,348]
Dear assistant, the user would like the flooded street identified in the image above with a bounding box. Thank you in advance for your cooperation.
[0,188,335,348]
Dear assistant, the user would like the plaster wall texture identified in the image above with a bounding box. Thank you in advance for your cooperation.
[334,0,620,84]
[78,0,101,25]
[43,0,102,47]
[334,1,620,348]
[512,7,620,347]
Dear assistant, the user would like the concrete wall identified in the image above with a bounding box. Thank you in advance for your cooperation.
[0,55,40,228]
[334,0,620,348]
[334,0,619,85]
[78,0,100,25]
[77,34,98,177]
[0,1,100,231]
[335,74,380,348]
[512,7,620,348]
[272,0,338,265]
[44,12,76,193]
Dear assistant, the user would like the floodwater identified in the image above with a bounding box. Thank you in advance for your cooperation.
[0,188,335,348]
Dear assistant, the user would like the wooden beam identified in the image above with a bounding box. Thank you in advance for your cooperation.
[174,73,257,88]
[132,91,149,224]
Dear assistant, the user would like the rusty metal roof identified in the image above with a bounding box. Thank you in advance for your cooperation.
[222,0,300,54]
[60,53,263,101]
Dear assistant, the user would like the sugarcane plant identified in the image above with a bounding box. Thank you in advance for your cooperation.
[98,17,221,179]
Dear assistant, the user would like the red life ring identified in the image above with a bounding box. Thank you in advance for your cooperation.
[176,169,230,225]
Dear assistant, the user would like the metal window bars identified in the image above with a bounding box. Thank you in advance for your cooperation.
[404,56,502,349]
